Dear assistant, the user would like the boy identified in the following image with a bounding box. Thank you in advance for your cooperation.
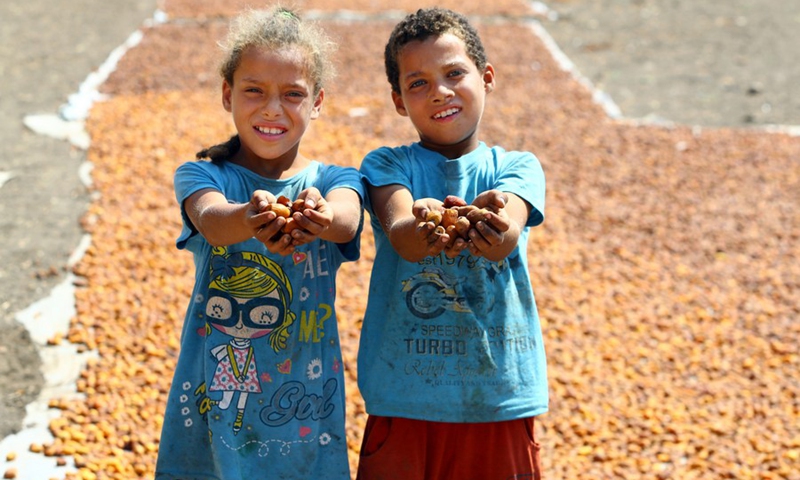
[357,7,547,480]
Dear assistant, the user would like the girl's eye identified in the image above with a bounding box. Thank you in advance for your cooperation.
[286,91,308,101]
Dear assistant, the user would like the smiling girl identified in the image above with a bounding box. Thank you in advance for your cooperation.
[155,7,363,480]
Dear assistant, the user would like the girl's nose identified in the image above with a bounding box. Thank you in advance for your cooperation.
[261,96,282,117]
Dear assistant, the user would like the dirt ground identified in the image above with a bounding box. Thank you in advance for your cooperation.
[0,0,797,478]
[0,0,157,441]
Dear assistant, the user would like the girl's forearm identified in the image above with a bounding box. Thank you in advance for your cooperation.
[319,200,362,244]
[194,202,255,247]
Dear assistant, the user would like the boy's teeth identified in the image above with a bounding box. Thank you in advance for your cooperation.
[256,126,283,134]
[434,108,459,119]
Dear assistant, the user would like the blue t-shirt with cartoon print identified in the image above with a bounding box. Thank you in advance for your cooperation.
[156,159,363,480]
[358,142,548,423]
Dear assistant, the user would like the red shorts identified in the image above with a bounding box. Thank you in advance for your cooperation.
[356,415,542,480]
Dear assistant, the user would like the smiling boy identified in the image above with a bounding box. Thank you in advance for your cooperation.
[357,7,548,480]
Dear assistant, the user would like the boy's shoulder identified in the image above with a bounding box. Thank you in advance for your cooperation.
[359,142,539,169]
[360,144,415,169]
[365,143,415,158]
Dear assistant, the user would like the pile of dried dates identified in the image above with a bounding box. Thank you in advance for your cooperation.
[423,195,499,240]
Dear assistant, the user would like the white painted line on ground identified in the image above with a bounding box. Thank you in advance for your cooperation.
[0,171,14,189]
[525,16,623,120]
[531,1,800,135]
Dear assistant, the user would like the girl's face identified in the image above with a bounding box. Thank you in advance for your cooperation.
[223,45,323,177]
[391,33,495,159]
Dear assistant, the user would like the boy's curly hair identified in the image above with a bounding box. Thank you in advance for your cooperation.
[384,8,487,94]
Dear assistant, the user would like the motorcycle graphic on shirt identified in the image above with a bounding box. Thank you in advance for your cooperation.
[401,267,472,319]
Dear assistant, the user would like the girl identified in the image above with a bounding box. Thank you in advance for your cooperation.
[156,7,363,480]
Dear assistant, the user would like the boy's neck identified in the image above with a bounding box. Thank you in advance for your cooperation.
[419,136,481,160]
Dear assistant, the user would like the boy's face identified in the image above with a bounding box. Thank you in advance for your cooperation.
[391,33,495,158]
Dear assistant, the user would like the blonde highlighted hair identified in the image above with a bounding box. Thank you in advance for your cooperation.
[219,6,336,95]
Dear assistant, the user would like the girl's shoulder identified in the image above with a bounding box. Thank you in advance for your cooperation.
[175,158,228,177]
[309,161,363,194]
[308,160,360,178]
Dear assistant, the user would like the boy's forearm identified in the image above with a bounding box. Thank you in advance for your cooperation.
[368,184,429,262]
[480,223,521,262]
[385,216,431,263]
[469,192,530,262]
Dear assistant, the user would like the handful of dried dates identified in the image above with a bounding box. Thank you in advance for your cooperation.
[262,195,314,234]
[423,195,499,240]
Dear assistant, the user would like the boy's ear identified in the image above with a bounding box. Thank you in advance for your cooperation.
[310,88,324,120]
[483,63,496,93]
[391,90,409,117]
[222,80,233,112]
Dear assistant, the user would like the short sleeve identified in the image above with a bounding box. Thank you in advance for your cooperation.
[494,150,545,227]
[359,146,413,190]
[173,161,224,249]
[317,164,365,262]
[319,164,365,203]
[359,146,415,216]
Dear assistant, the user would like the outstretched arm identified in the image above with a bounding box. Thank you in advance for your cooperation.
[369,184,457,262]
[286,186,362,246]
[184,188,280,247]
[467,189,531,262]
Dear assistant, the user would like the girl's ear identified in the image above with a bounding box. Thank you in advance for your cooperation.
[483,63,496,93]
[222,80,233,112]
[391,90,409,117]
[310,88,325,119]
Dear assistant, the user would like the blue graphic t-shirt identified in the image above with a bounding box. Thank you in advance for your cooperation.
[358,142,548,423]
[156,159,363,480]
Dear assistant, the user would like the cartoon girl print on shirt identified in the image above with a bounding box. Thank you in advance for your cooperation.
[204,246,296,434]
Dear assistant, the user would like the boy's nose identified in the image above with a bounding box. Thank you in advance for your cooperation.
[431,83,454,103]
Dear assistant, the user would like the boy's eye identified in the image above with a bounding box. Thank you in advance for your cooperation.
[448,69,465,78]
[408,79,426,89]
